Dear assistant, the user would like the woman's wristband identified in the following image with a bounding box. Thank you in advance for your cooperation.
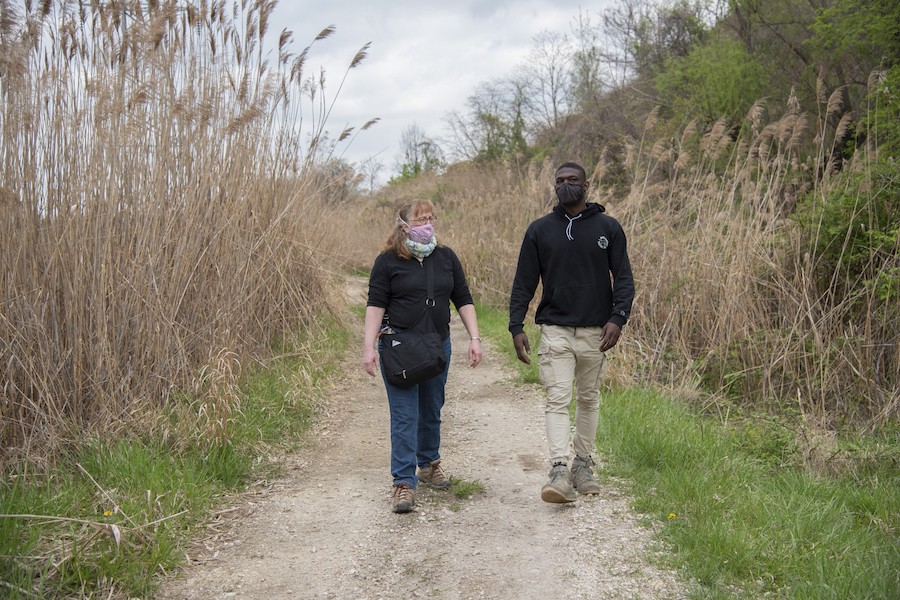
[470,337,481,341]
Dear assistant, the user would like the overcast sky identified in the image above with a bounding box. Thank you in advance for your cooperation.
[274,1,611,183]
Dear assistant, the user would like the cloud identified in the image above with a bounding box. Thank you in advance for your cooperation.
[275,0,607,179]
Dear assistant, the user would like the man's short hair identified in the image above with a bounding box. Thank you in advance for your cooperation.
[556,162,586,180]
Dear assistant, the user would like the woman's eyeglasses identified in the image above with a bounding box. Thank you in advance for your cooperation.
[412,216,437,225]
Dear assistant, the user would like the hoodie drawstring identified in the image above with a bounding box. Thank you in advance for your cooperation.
[564,213,582,240]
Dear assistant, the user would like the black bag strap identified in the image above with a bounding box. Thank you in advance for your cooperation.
[383,256,435,335]
[425,256,435,308]
[406,258,435,332]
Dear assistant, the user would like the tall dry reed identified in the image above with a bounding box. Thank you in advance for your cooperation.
[0,0,369,463]
[618,83,898,428]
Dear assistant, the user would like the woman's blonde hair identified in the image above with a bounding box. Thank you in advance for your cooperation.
[381,200,441,259]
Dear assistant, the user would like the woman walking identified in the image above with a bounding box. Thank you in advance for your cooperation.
[364,200,482,513]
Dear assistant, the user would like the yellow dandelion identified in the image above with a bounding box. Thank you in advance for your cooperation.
[104,510,114,516]
[668,513,677,519]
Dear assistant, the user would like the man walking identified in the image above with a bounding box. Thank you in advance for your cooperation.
[509,162,635,503]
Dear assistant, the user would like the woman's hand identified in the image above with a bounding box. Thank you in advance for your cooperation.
[364,343,379,377]
[458,304,482,368]
[364,306,387,377]
[468,338,482,368]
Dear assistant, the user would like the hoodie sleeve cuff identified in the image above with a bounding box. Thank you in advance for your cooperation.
[608,314,627,329]
[509,324,525,337]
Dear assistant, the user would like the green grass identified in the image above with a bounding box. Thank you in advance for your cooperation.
[594,387,900,600]
[449,476,485,499]
[0,440,238,598]
[472,301,540,385]
[238,315,352,452]
[0,314,353,599]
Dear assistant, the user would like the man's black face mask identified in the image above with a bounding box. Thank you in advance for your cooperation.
[556,182,584,205]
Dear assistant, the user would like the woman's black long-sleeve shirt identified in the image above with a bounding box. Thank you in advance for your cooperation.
[367,246,474,340]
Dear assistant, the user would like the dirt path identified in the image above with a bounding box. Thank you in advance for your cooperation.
[155,279,685,600]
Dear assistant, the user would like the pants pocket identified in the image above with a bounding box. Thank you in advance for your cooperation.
[538,342,555,389]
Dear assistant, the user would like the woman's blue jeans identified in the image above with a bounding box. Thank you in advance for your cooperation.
[379,336,452,488]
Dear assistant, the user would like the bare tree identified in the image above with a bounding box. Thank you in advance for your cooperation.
[393,123,444,181]
[444,78,528,161]
[359,156,384,193]
[515,30,572,132]
[569,10,606,110]
[316,158,362,204]
[600,0,709,85]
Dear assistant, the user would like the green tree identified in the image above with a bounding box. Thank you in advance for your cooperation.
[630,0,709,79]
[717,0,819,109]
[809,0,900,85]
[655,33,766,123]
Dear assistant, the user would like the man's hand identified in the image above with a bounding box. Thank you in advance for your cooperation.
[599,322,621,352]
[513,332,531,364]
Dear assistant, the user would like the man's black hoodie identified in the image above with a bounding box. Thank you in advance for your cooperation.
[508,202,634,337]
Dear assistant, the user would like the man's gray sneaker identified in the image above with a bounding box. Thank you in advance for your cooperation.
[571,455,601,495]
[541,464,576,503]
